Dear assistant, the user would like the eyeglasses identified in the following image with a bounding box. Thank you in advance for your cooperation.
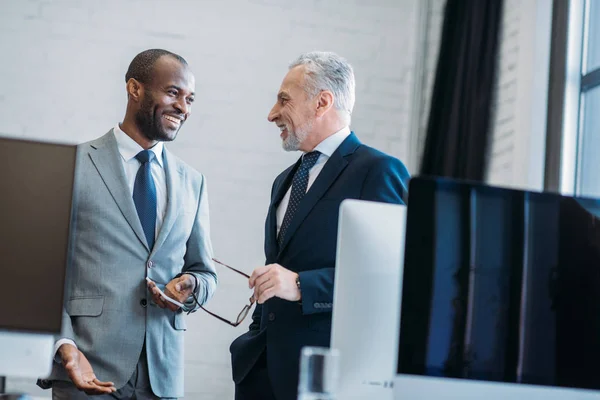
[193,258,255,327]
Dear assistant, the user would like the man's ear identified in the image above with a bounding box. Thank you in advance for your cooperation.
[126,78,143,102]
[315,90,334,117]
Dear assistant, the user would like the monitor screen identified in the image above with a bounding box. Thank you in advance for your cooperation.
[0,136,76,334]
[398,176,600,391]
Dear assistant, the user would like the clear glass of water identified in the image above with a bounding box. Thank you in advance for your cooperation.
[297,346,340,400]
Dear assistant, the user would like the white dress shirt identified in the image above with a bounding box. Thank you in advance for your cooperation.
[276,126,351,235]
[54,124,168,361]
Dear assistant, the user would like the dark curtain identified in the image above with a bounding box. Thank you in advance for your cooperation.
[420,0,504,181]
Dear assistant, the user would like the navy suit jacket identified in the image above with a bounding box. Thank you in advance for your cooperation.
[230,132,409,400]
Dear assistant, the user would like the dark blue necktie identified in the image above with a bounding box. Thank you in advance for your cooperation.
[133,150,157,250]
[278,151,321,248]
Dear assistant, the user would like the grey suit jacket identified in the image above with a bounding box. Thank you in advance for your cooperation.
[46,130,217,398]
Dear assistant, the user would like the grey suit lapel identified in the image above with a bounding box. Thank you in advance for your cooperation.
[87,130,149,251]
[153,147,183,253]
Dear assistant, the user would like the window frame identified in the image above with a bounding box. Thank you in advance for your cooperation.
[546,0,600,196]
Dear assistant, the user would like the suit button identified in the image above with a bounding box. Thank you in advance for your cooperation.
[147,260,153,268]
[140,299,147,307]
[268,312,275,321]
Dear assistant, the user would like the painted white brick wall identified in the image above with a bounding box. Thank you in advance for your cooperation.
[414,0,446,169]
[0,0,438,398]
[486,0,553,191]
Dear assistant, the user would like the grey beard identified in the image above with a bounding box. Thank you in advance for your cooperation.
[282,122,311,152]
[282,132,301,151]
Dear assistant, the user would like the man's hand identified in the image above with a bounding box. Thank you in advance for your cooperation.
[147,275,196,312]
[165,274,196,303]
[249,264,300,304]
[58,343,116,395]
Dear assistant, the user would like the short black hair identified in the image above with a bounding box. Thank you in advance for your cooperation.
[125,49,188,84]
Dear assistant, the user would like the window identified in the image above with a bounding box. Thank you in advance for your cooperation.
[560,0,600,197]
[576,0,600,197]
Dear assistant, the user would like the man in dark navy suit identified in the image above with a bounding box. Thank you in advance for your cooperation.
[230,51,410,400]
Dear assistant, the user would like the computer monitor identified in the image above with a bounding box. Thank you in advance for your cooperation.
[331,199,406,400]
[0,136,77,378]
[395,176,600,399]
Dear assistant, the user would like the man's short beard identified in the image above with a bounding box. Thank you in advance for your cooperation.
[282,120,312,151]
[135,92,177,142]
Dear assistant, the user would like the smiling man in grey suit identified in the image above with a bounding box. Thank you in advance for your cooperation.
[39,49,218,399]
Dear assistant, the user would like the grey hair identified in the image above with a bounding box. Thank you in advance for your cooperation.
[289,51,355,125]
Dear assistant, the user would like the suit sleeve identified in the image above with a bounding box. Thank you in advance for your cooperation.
[59,309,75,340]
[298,269,335,315]
[182,174,218,311]
[55,149,82,349]
[299,155,410,315]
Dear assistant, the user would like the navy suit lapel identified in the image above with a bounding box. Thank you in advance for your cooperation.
[265,161,300,262]
[272,162,300,207]
[277,132,361,256]
[88,130,149,251]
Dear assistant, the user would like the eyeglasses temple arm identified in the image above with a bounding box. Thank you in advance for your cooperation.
[200,306,238,327]
[211,258,251,279]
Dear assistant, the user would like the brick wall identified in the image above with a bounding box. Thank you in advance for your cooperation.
[486,0,553,190]
[414,0,446,170]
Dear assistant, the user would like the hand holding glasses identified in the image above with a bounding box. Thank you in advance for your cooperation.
[194,258,255,327]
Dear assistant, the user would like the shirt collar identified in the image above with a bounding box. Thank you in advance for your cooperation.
[311,126,351,158]
[113,124,164,167]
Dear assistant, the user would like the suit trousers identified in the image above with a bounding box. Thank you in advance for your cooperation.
[52,345,176,400]
[235,350,277,400]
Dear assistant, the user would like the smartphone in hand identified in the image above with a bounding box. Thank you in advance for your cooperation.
[146,277,185,308]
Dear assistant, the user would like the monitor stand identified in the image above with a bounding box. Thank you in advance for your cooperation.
[0,331,54,379]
